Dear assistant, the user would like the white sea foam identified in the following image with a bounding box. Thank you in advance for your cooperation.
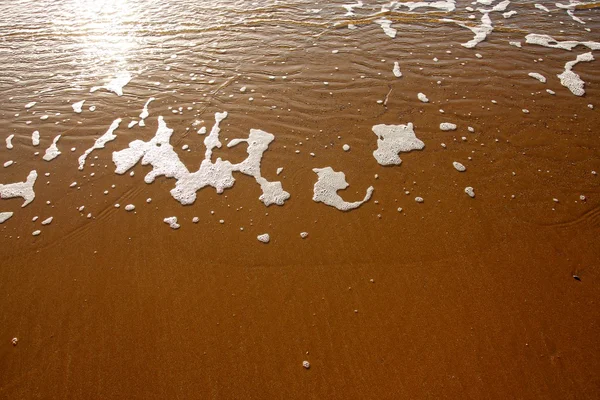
[384,0,456,12]
[557,52,594,96]
[112,113,290,207]
[0,212,13,224]
[528,72,547,83]
[90,71,132,96]
[453,161,466,172]
[41,216,53,225]
[417,93,429,103]
[465,186,475,197]
[72,100,85,113]
[440,122,457,131]
[393,62,402,78]
[0,170,37,207]
[257,233,270,243]
[342,0,363,15]
[164,216,180,229]
[25,102,36,109]
[3,161,14,168]
[312,167,374,211]
[139,97,155,127]
[42,135,61,161]
[78,119,121,170]
[503,10,517,18]
[6,134,14,149]
[125,204,135,211]
[32,131,40,146]
[525,34,600,51]
[32,230,41,236]
[534,3,550,12]
[374,18,397,38]
[372,123,425,166]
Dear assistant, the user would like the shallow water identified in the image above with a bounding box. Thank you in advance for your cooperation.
[1,1,600,399]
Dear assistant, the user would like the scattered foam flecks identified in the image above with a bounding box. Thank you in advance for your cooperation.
[112,113,289,207]
[372,123,425,166]
[374,17,397,38]
[78,119,121,170]
[72,100,85,113]
[138,97,156,127]
[0,170,37,207]
[384,0,456,12]
[556,2,586,24]
[90,71,132,96]
[42,135,61,161]
[558,52,594,96]
[312,167,374,211]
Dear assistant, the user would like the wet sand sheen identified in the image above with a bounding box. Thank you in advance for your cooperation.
[1,0,600,399]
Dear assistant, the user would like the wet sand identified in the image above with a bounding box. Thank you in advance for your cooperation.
[1,0,600,398]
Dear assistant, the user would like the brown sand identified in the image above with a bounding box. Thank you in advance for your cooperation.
[1,1,600,398]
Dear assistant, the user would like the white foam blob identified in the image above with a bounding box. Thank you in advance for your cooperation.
[25,102,36,109]
[139,97,155,127]
[528,72,546,83]
[342,144,350,152]
[112,113,290,207]
[503,10,517,18]
[257,233,270,243]
[372,123,425,166]
[276,167,283,175]
[90,71,132,96]
[3,161,14,168]
[393,62,402,78]
[417,93,429,103]
[32,131,40,146]
[32,230,41,236]
[78,119,121,170]
[525,34,600,51]
[6,134,14,149]
[440,122,457,131]
[0,212,13,224]
[41,216,53,225]
[374,17,397,38]
[453,161,466,172]
[557,52,594,96]
[300,232,308,239]
[125,204,135,211]
[72,100,85,113]
[534,3,550,12]
[164,216,180,229]
[465,186,475,197]
[0,170,37,207]
[509,41,522,48]
[42,135,61,162]
[312,167,374,211]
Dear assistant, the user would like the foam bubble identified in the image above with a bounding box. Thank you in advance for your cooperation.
[453,161,466,172]
[42,135,61,162]
[78,119,121,170]
[417,93,429,103]
[125,204,135,211]
[32,131,40,146]
[90,71,132,96]
[0,212,13,224]
[3,161,13,168]
[300,232,308,239]
[342,144,350,152]
[440,122,457,131]
[32,230,41,236]
[25,102,36,109]
[72,100,85,113]
[6,134,14,149]
[0,170,37,207]
[393,62,402,78]
[465,186,475,197]
[41,216,53,225]
[257,233,270,243]
[164,216,180,229]
[528,72,546,83]
[312,167,374,211]
[557,52,594,96]
[372,123,425,166]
